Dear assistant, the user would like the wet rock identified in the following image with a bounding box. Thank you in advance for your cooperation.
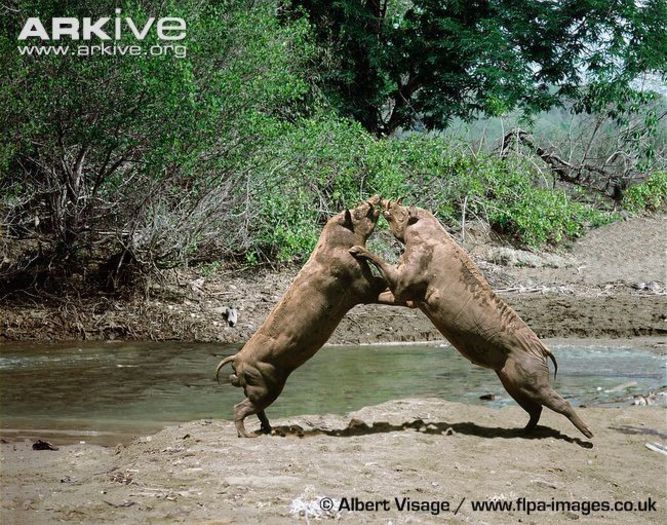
[32,440,58,451]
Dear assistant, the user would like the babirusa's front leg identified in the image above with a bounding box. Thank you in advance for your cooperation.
[375,290,417,308]
[349,246,400,288]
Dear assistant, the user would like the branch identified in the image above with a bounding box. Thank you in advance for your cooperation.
[500,129,645,201]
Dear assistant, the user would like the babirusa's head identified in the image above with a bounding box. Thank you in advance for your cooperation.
[382,197,419,242]
[336,194,383,240]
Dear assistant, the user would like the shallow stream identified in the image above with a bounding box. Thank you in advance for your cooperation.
[0,340,664,445]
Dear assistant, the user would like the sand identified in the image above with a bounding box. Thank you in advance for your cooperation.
[1,399,665,524]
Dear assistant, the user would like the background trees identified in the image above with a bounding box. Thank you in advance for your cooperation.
[289,0,666,135]
[1,0,316,289]
[0,0,665,296]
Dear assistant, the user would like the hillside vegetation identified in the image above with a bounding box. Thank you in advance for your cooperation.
[1,0,665,295]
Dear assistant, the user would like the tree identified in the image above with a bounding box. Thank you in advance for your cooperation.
[288,0,667,135]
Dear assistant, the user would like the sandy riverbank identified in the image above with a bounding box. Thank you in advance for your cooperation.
[1,398,665,524]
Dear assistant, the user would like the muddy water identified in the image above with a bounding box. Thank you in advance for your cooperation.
[0,341,664,445]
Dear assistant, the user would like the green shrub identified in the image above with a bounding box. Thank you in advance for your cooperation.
[622,172,667,212]
[366,136,616,249]
[487,185,616,247]
[237,116,372,262]
[237,124,619,260]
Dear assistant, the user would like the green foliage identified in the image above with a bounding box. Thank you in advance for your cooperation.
[0,0,319,274]
[365,137,617,248]
[485,183,616,247]
[289,0,667,134]
[623,172,667,212]
[236,116,372,261]
[1,0,653,293]
[234,122,618,259]
[200,260,223,277]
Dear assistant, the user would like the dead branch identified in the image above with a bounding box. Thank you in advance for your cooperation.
[500,129,646,201]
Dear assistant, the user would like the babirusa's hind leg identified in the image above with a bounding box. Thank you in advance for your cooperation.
[523,404,543,432]
[257,410,272,434]
[233,365,281,438]
[234,399,260,438]
[533,387,594,439]
[496,370,543,432]
[501,357,593,439]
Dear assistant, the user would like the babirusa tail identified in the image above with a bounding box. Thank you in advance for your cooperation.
[546,349,558,380]
[215,355,236,383]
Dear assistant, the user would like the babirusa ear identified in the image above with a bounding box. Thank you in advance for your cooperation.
[396,196,404,205]
[343,209,354,230]
[407,206,419,225]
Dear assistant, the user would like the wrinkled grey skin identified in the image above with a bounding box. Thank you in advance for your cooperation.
[216,196,407,438]
[350,199,593,438]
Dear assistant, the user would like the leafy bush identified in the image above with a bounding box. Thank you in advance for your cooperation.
[0,0,319,285]
[1,0,648,295]
[366,135,616,248]
[622,172,667,212]
[234,126,619,259]
[237,117,371,262]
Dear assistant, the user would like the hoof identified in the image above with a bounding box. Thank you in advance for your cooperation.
[349,246,367,258]
[581,427,594,439]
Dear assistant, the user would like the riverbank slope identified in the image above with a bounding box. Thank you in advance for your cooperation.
[2,215,665,343]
